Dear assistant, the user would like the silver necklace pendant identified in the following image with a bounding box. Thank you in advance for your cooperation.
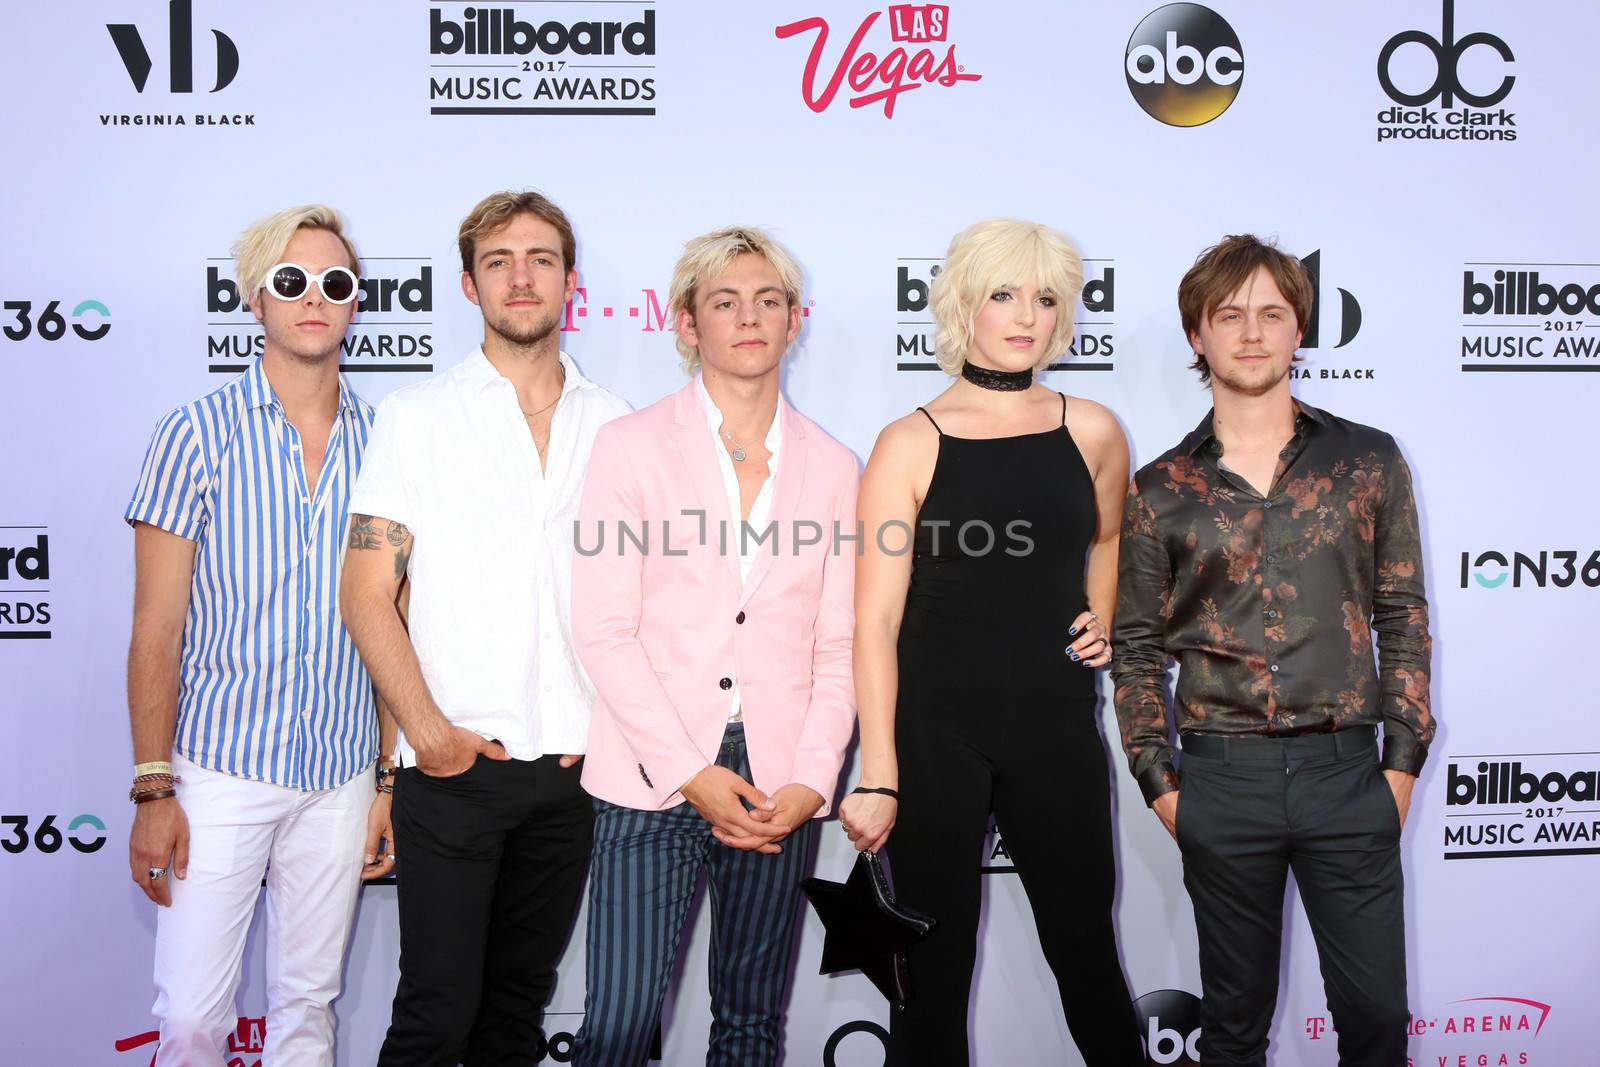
[731,445,747,462]
[720,426,747,462]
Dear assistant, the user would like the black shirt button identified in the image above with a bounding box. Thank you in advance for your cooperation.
[735,611,746,624]
[1267,610,1278,619]
[1266,553,1277,563]
[1262,501,1274,510]
[719,677,733,690]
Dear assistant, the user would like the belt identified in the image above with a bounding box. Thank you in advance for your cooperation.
[1179,726,1376,764]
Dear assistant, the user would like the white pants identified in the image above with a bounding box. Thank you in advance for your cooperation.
[152,754,372,1067]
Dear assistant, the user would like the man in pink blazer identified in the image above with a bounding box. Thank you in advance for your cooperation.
[570,226,859,1067]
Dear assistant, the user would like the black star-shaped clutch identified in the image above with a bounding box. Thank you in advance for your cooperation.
[802,850,936,1011]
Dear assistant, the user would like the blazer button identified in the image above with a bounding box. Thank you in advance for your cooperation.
[735,611,746,625]
[719,677,733,690]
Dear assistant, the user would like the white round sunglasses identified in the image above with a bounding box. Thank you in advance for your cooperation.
[263,262,359,305]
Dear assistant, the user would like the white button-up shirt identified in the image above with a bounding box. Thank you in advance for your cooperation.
[696,374,782,721]
[350,348,629,764]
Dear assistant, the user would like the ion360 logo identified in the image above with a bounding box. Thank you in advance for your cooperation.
[1124,4,1243,127]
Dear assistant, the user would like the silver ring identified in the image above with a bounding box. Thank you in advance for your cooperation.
[148,866,167,880]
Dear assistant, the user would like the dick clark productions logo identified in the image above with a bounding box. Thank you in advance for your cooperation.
[775,4,982,118]
[1124,4,1243,127]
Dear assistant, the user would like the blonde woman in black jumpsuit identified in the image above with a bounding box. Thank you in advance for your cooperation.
[840,219,1143,1066]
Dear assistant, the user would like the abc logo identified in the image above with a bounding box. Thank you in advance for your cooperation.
[1135,989,1201,1066]
[1125,4,1243,127]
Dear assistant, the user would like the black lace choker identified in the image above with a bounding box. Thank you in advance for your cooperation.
[961,361,1033,391]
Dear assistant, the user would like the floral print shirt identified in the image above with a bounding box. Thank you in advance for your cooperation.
[1111,402,1434,804]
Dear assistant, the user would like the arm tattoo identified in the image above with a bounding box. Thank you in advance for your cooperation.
[386,520,409,548]
[394,546,411,582]
[348,514,381,551]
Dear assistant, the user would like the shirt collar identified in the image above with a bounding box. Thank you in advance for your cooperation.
[1183,399,1327,457]
[242,357,357,417]
[463,346,594,397]
[696,373,782,454]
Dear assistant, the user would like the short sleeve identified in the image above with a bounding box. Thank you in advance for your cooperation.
[348,394,418,528]
[124,408,208,540]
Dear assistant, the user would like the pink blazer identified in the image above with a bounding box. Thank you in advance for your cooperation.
[572,381,859,813]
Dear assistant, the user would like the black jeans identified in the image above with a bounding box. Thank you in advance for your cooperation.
[378,753,593,1067]
[1176,729,1408,1067]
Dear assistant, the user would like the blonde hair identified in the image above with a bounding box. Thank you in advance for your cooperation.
[667,226,804,372]
[458,189,576,275]
[232,204,360,302]
[929,219,1084,375]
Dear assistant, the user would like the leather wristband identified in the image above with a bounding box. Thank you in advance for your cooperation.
[851,786,900,800]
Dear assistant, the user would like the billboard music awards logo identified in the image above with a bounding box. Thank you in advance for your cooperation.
[1443,752,1600,859]
[1124,4,1243,127]
[1305,996,1551,1065]
[205,258,437,373]
[427,5,657,116]
[1376,0,1516,144]
[0,528,51,639]
[775,4,983,118]
[1288,249,1373,382]
[1459,262,1600,373]
[894,257,1116,372]
[102,0,255,128]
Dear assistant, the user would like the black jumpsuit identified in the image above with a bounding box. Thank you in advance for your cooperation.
[885,396,1143,1066]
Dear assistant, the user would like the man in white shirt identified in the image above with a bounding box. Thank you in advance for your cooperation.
[340,190,629,1067]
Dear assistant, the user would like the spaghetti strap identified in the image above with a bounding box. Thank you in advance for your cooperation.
[1059,392,1068,427]
[916,406,944,435]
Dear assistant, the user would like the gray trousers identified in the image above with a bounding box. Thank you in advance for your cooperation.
[1176,728,1409,1067]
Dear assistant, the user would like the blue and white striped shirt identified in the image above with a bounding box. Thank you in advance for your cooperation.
[125,359,377,790]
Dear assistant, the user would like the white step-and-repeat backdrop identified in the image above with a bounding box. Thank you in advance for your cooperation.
[4,2,1596,1064]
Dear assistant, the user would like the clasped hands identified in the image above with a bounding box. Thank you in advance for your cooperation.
[682,765,821,854]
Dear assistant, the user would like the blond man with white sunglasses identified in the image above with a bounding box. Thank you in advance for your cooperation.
[124,204,393,1066]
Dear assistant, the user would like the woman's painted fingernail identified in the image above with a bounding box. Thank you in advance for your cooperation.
[1069,626,1079,635]
[1069,650,1080,661]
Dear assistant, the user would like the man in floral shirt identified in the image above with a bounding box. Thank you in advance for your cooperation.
[1112,235,1433,1066]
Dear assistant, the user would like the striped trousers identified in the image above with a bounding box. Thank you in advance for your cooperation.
[572,722,816,1067]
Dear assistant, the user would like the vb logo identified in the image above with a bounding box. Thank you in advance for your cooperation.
[1298,250,1362,350]
[107,0,239,94]
[1378,0,1513,109]
[1135,989,1201,1065]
